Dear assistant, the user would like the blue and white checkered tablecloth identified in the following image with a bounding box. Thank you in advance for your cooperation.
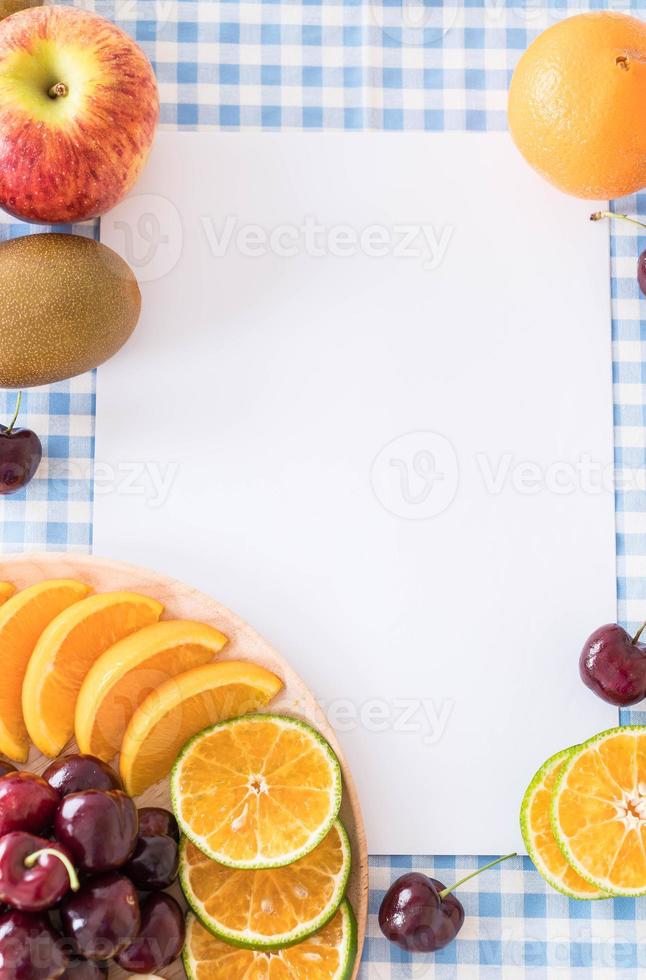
[2,0,646,975]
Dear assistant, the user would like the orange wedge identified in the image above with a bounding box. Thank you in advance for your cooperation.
[120,661,284,796]
[0,583,15,605]
[553,726,646,896]
[23,591,163,757]
[75,620,228,762]
[0,579,90,762]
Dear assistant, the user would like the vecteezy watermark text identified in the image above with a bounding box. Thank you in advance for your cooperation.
[318,697,454,746]
[371,432,623,521]
[103,194,455,281]
[200,215,454,270]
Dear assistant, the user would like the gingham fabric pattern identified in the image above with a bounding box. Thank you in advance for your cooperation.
[1,1,645,975]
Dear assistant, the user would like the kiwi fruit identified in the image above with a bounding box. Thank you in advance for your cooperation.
[0,233,141,388]
[0,1,43,20]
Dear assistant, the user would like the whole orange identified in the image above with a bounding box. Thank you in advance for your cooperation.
[508,12,646,200]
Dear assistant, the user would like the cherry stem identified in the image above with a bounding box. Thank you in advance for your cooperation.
[439,852,517,899]
[632,621,646,645]
[590,210,646,233]
[24,848,80,892]
[5,391,21,435]
[48,82,68,99]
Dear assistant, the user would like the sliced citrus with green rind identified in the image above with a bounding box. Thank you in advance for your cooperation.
[182,901,357,980]
[179,818,351,949]
[552,726,646,897]
[171,712,343,870]
[520,747,608,900]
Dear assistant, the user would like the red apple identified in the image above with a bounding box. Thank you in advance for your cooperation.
[0,5,158,224]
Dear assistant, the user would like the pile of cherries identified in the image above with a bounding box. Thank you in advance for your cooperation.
[0,754,185,980]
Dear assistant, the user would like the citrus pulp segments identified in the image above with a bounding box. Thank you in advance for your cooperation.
[182,901,357,980]
[75,618,229,761]
[179,818,352,949]
[171,713,343,870]
[552,726,646,897]
[22,590,163,757]
[520,748,607,900]
[120,660,284,796]
[0,578,91,762]
[0,583,15,605]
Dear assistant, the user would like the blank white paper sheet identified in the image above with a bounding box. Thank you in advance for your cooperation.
[95,132,616,855]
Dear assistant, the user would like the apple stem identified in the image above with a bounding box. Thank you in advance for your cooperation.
[5,391,21,435]
[24,848,80,892]
[590,210,646,232]
[48,82,68,99]
[632,621,646,644]
[438,852,517,899]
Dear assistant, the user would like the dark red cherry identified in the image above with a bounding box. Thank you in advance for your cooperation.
[137,807,179,842]
[0,773,59,836]
[123,835,178,891]
[54,791,137,873]
[638,249,646,297]
[60,874,140,960]
[0,909,67,980]
[115,893,185,973]
[0,833,78,912]
[0,392,42,496]
[379,873,464,952]
[43,757,122,798]
[379,854,515,952]
[591,212,646,299]
[580,622,646,706]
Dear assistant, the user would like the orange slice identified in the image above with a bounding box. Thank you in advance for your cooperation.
[0,579,91,762]
[180,819,351,948]
[183,902,357,980]
[553,726,646,896]
[75,619,228,762]
[521,748,607,899]
[0,583,15,605]
[120,661,284,796]
[23,591,163,757]
[172,713,342,870]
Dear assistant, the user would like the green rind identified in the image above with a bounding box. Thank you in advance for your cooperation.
[551,725,646,898]
[520,746,607,901]
[171,712,343,870]
[182,900,358,980]
[339,901,358,980]
[182,914,197,980]
[179,818,352,949]
[181,916,196,980]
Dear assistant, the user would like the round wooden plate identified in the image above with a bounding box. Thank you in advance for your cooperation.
[0,552,367,979]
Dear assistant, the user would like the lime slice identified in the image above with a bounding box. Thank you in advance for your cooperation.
[180,819,351,948]
[171,713,342,869]
[182,901,357,980]
[552,726,646,896]
[520,748,607,899]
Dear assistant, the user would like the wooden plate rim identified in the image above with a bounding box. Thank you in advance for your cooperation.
[0,551,367,979]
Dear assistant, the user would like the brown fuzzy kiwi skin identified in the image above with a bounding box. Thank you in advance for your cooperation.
[0,233,141,388]
[0,2,42,21]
